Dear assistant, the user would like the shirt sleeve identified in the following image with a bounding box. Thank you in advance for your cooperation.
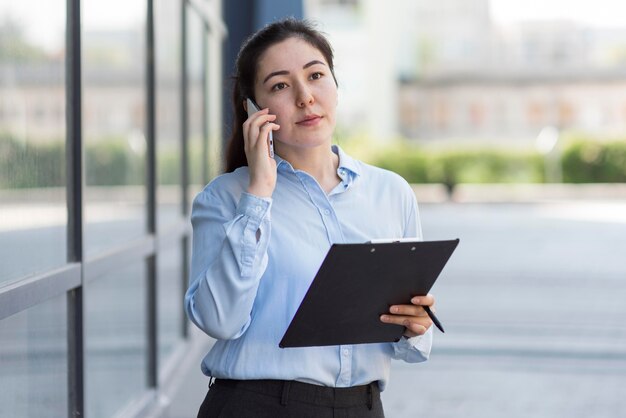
[403,186,423,241]
[391,183,433,361]
[185,187,272,340]
[391,326,433,362]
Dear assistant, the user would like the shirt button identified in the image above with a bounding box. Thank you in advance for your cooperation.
[343,349,349,356]
[324,209,330,215]
[255,206,261,212]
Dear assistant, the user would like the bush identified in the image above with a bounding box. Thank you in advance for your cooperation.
[561,139,626,183]
[2,133,625,189]
[373,148,433,183]
[371,146,544,186]
[0,132,65,188]
[370,137,626,186]
[1,134,145,188]
[84,138,140,186]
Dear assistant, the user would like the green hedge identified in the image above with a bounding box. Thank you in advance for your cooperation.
[372,147,544,185]
[2,133,626,189]
[561,139,626,183]
[85,138,144,186]
[0,134,184,188]
[368,138,626,187]
[0,133,65,188]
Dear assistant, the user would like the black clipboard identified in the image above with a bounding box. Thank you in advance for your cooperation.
[279,238,459,348]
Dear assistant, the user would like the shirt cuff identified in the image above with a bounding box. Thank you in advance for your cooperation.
[236,192,272,223]
[395,326,433,354]
[403,333,426,348]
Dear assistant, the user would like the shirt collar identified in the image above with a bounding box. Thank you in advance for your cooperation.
[274,153,290,171]
[332,144,361,179]
[274,145,361,178]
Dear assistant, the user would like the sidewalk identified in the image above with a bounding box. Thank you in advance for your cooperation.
[165,332,215,418]
[157,192,626,418]
[411,182,626,203]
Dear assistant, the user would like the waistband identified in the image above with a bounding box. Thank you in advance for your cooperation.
[213,379,380,409]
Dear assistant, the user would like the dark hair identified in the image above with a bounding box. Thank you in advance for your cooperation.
[224,18,337,173]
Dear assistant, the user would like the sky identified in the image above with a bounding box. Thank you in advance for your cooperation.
[0,0,144,53]
[490,0,626,28]
[2,0,626,54]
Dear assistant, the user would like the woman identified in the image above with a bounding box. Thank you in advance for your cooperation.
[185,18,436,418]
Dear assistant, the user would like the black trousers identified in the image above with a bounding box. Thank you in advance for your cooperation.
[197,379,386,418]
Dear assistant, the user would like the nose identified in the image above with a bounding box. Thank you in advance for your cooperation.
[296,84,314,108]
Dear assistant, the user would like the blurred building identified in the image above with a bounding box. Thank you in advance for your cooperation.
[305,0,493,140]
[399,71,626,142]
[306,0,626,142]
[14,0,626,144]
[305,0,408,140]
[0,1,301,418]
[400,18,626,142]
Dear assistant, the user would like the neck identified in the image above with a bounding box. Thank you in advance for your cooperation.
[279,145,340,193]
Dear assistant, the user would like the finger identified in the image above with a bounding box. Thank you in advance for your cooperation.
[403,322,428,338]
[248,111,275,128]
[248,106,269,118]
[243,109,273,133]
[380,313,432,330]
[242,107,268,131]
[245,114,277,148]
[410,294,435,308]
[380,314,430,337]
[388,304,427,317]
[253,123,280,150]
[259,121,280,138]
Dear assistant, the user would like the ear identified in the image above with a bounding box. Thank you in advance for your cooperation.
[243,100,248,113]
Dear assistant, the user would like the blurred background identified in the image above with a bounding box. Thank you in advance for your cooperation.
[1,0,625,417]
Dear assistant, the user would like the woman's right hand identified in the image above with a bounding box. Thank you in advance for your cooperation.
[243,107,280,197]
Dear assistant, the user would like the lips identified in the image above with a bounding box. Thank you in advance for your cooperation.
[296,114,322,126]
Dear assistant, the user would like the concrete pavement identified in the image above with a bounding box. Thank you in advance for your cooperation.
[167,200,626,417]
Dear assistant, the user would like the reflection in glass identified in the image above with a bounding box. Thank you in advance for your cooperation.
[0,295,68,418]
[85,261,147,418]
[157,242,184,367]
[155,0,183,228]
[187,8,206,202]
[0,0,67,284]
[82,0,147,256]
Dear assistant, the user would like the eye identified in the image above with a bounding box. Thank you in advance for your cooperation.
[271,82,288,91]
[310,72,323,80]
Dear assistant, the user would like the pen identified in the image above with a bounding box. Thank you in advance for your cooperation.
[423,305,445,333]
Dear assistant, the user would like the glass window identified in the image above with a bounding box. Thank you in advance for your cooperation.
[157,242,184,367]
[85,261,147,418]
[82,0,147,256]
[0,0,67,284]
[155,0,183,228]
[187,8,206,202]
[0,294,68,418]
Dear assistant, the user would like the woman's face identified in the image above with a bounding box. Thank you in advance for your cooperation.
[253,37,338,153]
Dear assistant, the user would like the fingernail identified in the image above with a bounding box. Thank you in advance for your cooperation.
[412,297,420,304]
[380,315,388,321]
[390,306,398,313]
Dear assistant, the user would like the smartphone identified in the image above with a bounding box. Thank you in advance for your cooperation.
[246,98,274,159]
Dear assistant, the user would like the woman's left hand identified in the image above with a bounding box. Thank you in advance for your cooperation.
[380,294,435,338]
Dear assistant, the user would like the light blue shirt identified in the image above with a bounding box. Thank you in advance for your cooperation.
[185,145,432,391]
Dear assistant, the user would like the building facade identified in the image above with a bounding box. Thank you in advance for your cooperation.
[399,72,626,142]
[306,0,626,142]
[0,1,299,418]
[0,1,226,417]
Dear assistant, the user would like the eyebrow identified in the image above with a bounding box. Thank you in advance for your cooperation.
[262,60,327,84]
